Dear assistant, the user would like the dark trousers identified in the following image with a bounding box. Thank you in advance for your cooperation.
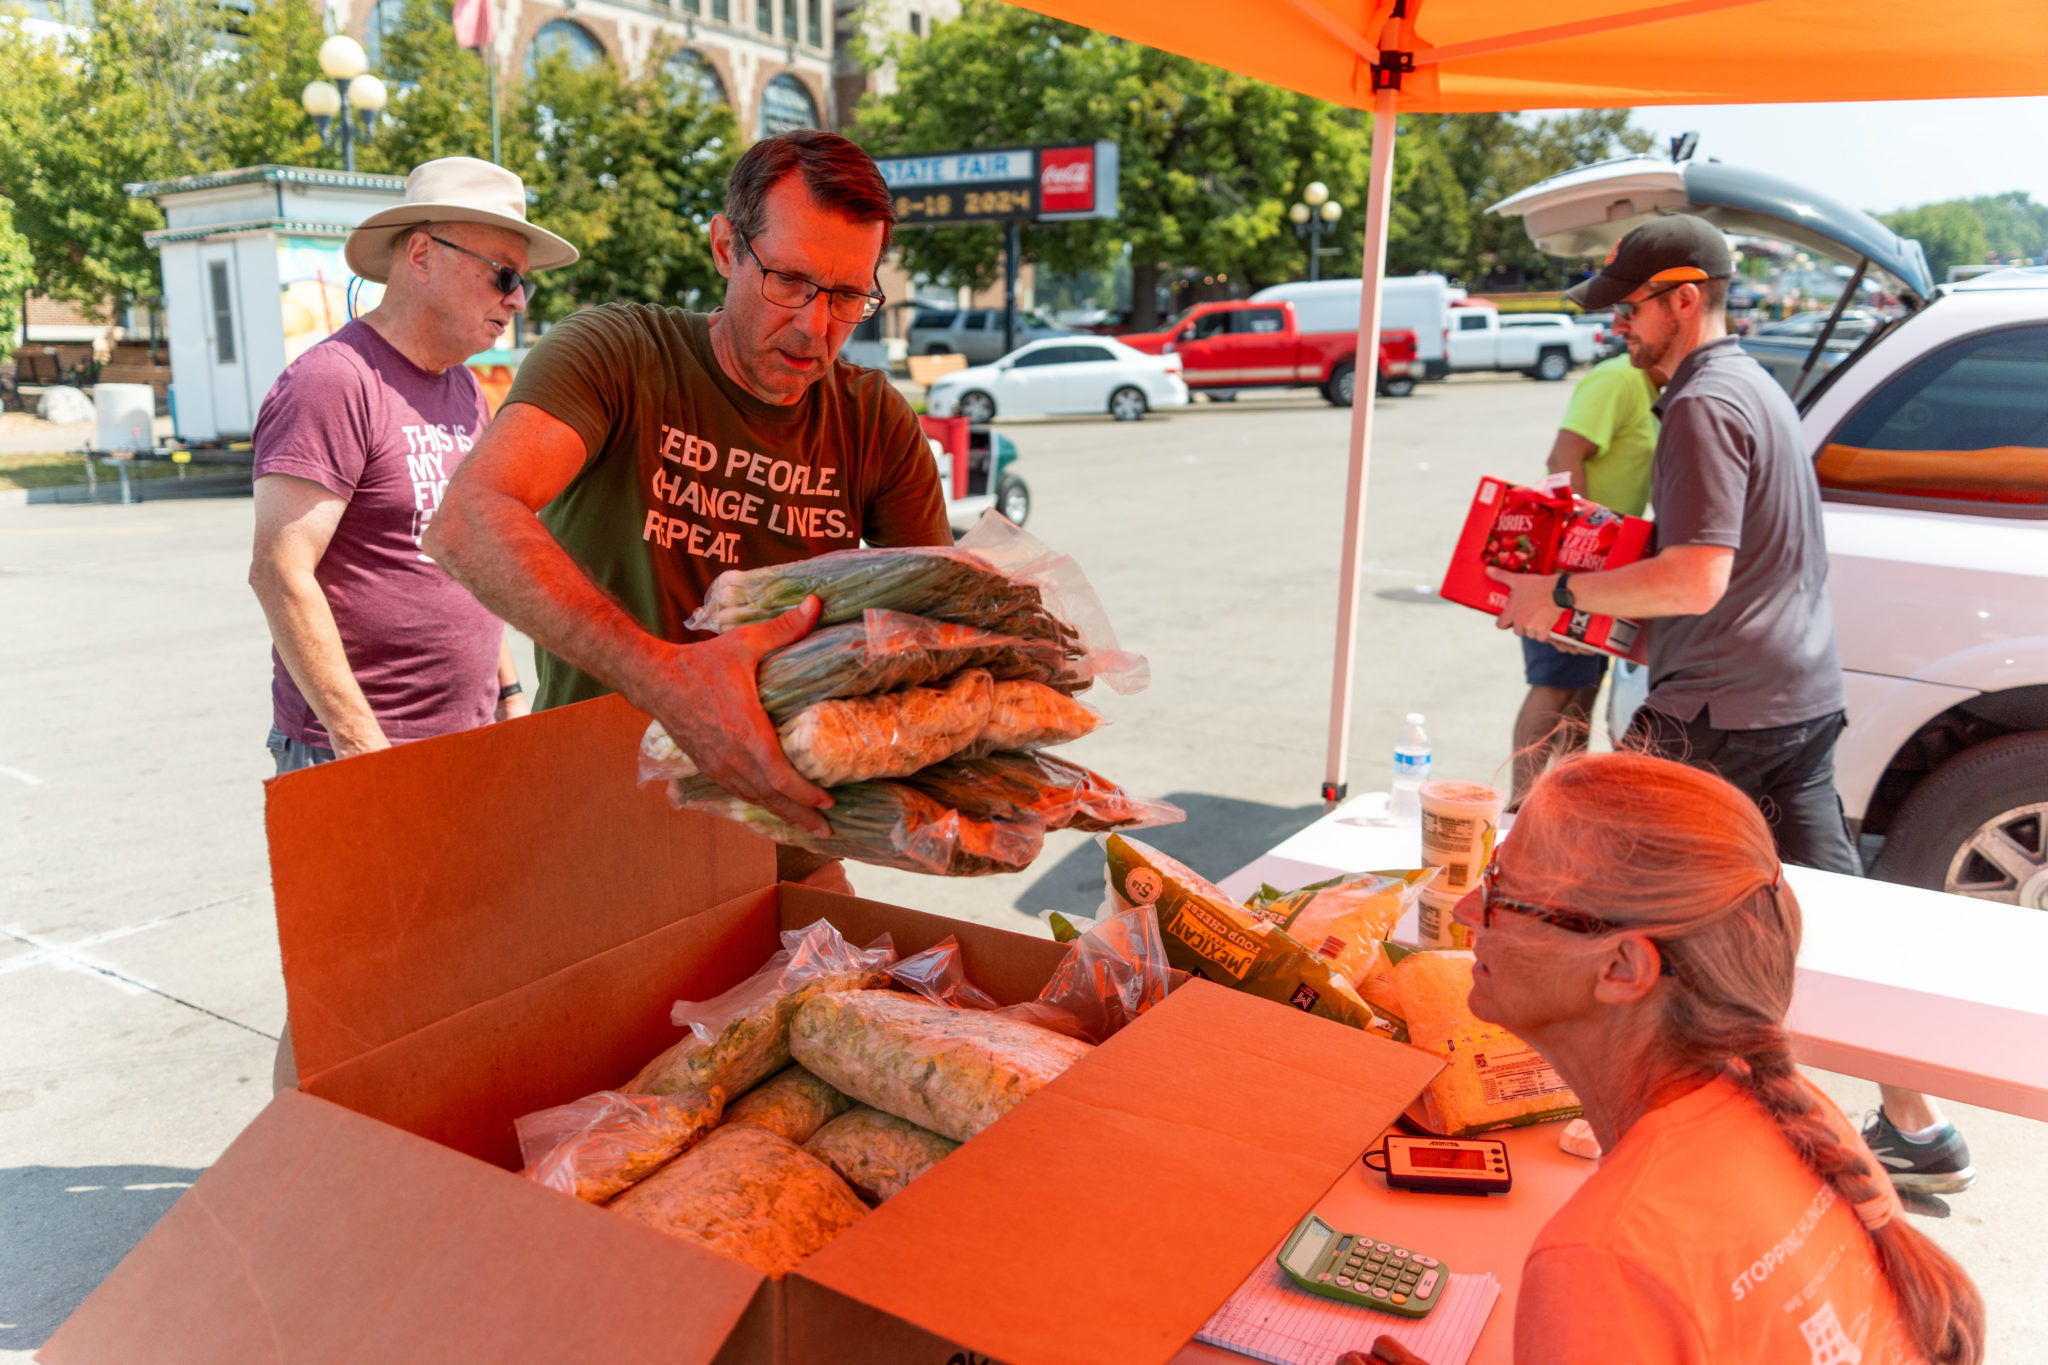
[1621,707,1864,876]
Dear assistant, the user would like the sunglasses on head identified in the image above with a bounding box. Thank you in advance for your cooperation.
[1478,860,1678,976]
[428,234,536,302]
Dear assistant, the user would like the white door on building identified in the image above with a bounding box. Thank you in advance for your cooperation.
[198,245,253,437]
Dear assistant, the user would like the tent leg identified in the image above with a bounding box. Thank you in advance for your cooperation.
[1320,86,1400,808]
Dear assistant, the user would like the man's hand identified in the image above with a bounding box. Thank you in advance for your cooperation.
[330,726,393,760]
[642,596,835,836]
[1486,565,1562,640]
[496,690,531,723]
[1339,1338,1432,1365]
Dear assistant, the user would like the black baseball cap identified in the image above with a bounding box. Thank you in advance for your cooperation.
[1565,214,1734,311]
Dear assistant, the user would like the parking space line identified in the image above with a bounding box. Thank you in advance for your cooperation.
[0,892,278,1040]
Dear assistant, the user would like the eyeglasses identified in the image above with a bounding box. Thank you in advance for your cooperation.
[1478,860,1677,976]
[428,235,536,303]
[1612,282,1687,321]
[735,232,885,324]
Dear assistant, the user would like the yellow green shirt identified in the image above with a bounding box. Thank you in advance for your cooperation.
[1560,354,1661,516]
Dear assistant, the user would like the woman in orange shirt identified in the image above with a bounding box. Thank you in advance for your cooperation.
[1350,751,1981,1365]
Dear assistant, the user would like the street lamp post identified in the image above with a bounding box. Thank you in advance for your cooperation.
[1289,181,1343,282]
[302,36,385,173]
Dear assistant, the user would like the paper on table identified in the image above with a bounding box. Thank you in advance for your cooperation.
[1196,1249,1500,1365]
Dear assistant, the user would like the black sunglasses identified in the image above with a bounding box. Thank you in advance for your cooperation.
[1612,281,1688,321]
[735,232,885,324]
[1478,860,1677,976]
[428,234,535,303]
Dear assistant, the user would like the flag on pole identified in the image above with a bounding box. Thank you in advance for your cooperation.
[452,0,493,51]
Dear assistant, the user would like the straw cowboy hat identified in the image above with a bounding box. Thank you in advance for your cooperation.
[345,156,579,284]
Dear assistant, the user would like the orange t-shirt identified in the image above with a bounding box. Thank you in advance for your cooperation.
[1515,1076,1922,1364]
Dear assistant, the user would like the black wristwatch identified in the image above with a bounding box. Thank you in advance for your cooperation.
[1551,573,1576,610]
[499,681,524,701]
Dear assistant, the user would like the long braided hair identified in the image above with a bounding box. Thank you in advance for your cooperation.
[1514,751,1983,1365]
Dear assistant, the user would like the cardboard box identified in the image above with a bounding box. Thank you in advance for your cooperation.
[46,694,1441,1365]
[1438,475,1652,663]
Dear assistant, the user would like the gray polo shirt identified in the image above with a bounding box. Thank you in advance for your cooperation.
[1645,336,1845,730]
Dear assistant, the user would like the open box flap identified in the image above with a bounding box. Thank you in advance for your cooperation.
[266,694,777,1085]
[41,1090,773,1365]
[789,980,1444,1365]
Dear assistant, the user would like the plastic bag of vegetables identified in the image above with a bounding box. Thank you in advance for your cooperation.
[903,751,1183,833]
[627,919,893,1098]
[667,774,1045,877]
[643,669,995,789]
[688,512,1148,695]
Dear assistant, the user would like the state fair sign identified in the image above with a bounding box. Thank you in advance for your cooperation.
[873,142,1119,226]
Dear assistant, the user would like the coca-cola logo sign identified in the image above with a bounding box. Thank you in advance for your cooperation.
[1038,146,1095,213]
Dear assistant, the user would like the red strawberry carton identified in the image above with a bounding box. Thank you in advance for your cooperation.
[1439,475,1653,663]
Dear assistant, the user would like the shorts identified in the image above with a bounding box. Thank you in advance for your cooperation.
[1521,635,1608,691]
[266,726,337,775]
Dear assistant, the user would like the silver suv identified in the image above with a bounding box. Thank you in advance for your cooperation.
[908,308,1071,365]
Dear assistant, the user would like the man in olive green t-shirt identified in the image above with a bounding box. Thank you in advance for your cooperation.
[427,131,948,851]
[1509,353,1661,805]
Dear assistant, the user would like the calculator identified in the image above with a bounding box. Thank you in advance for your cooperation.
[1276,1213,1448,1318]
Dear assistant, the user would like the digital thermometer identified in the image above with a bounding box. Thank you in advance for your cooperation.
[1377,1135,1512,1195]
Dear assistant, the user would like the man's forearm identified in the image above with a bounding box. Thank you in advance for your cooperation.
[427,486,670,710]
[253,571,386,752]
[1558,554,1716,619]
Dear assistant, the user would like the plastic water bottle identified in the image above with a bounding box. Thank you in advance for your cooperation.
[1390,714,1431,823]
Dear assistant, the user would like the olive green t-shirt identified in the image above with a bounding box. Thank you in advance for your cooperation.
[504,305,951,709]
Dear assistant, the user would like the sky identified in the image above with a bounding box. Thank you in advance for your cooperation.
[1620,97,2048,214]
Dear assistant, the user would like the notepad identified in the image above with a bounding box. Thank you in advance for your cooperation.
[1197,1248,1501,1365]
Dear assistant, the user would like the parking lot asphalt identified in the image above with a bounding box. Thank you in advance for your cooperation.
[2,375,2038,1357]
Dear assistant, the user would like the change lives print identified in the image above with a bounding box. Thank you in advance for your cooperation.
[640,421,855,563]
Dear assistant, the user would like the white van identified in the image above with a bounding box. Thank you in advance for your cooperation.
[1251,275,1455,378]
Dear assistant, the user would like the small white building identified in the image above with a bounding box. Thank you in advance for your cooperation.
[127,165,406,443]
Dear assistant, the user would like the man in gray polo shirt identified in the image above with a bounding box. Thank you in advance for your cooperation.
[1487,214,1976,1196]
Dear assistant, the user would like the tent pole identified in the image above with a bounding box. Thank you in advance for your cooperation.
[1319,79,1401,808]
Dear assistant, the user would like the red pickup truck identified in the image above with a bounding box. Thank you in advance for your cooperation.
[1120,299,1419,406]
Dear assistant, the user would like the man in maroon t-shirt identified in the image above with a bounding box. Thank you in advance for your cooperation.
[249,158,577,771]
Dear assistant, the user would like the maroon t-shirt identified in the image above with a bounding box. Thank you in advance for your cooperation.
[252,319,501,746]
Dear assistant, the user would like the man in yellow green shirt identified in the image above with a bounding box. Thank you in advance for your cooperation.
[1509,353,1662,806]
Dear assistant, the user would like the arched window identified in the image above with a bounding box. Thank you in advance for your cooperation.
[758,74,817,138]
[524,19,605,81]
[663,49,727,108]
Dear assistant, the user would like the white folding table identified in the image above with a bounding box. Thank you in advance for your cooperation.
[1219,793,2048,1123]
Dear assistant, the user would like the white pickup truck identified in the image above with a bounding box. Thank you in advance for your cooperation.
[1445,307,1593,380]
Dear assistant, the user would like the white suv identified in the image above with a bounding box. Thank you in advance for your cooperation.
[1804,267,2048,905]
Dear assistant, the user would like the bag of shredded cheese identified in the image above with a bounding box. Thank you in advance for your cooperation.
[1391,949,1583,1137]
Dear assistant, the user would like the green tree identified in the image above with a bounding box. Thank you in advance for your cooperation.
[0,0,222,306]
[507,50,740,323]
[359,0,498,172]
[211,0,328,170]
[1409,110,1654,288]
[0,0,365,310]
[0,196,36,363]
[1881,201,1990,281]
[851,1,1434,327]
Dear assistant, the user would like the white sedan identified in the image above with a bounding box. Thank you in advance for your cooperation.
[925,336,1189,423]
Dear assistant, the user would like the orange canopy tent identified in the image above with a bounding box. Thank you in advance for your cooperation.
[1007,0,2048,802]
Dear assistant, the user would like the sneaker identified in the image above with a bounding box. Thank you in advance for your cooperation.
[1860,1110,1978,1195]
